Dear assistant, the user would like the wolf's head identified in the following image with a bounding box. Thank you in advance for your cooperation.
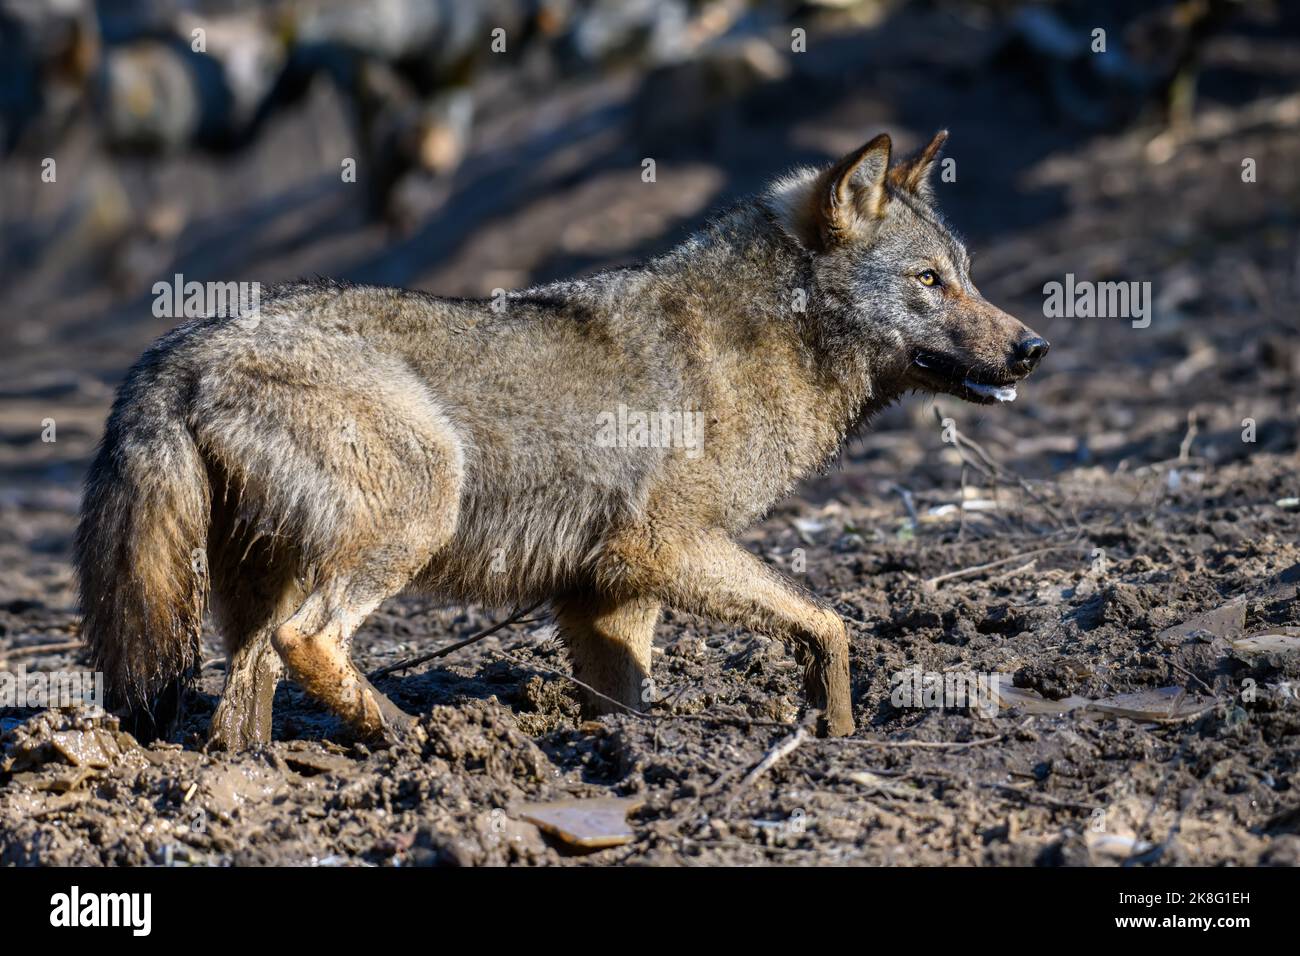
[766,131,1047,405]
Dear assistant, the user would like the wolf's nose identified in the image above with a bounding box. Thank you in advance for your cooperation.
[1012,336,1050,374]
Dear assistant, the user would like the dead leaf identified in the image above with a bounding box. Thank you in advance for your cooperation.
[1158,600,1246,644]
[515,796,645,849]
[280,750,355,777]
[1232,628,1300,656]
[1090,686,1216,722]
[994,684,1091,716]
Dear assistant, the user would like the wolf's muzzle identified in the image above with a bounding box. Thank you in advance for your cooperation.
[1011,336,1050,375]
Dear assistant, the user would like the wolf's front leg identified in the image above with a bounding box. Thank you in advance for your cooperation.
[603,532,854,736]
[555,593,661,717]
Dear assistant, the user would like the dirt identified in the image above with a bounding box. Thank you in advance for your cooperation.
[2,7,1299,865]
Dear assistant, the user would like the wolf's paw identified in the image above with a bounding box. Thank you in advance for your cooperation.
[207,699,274,752]
[370,696,417,745]
[816,705,855,738]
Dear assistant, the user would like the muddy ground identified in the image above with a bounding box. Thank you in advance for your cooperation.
[1,6,1299,865]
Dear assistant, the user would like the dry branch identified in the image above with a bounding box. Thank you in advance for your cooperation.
[367,601,544,680]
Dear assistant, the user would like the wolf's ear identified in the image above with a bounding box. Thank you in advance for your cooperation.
[889,129,948,202]
[814,133,891,248]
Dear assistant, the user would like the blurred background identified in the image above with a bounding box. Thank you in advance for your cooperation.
[1,0,1298,583]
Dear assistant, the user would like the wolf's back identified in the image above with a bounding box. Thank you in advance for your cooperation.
[75,333,211,741]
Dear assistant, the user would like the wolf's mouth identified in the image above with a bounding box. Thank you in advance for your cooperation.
[913,352,1019,405]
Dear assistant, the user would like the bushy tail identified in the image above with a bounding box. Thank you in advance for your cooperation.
[75,361,211,741]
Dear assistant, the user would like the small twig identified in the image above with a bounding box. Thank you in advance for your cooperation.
[492,648,651,719]
[1127,771,1203,867]
[886,483,919,529]
[1165,658,1215,696]
[1178,411,1198,462]
[493,649,799,730]
[962,433,1068,531]
[0,640,83,662]
[818,733,1005,751]
[1135,455,1210,475]
[926,546,1085,588]
[724,722,811,811]
[367,601,543,680]
[958,464,968,541]
[933,407,1070,532]
[983,783,1096,813]
[987,559,1038,585]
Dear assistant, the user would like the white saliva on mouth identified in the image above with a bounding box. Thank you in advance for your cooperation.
[914,356,1018,402]
[963,378,1018,402]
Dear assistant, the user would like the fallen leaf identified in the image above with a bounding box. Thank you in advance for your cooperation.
[515,796,644,849]
[1090,686,1216,722]
[994,684,1091,716]
[1158,600,1246,644]
[281,750,355,777]
[1232,628,1300,656]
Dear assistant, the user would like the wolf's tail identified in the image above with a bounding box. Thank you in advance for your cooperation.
[75,353,211,741]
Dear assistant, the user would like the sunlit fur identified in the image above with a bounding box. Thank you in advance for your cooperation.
[76,131,1043,746]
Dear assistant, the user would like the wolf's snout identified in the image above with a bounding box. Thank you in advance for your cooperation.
[1011,335,1050,375]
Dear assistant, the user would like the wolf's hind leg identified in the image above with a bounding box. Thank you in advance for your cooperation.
[555,593,660,717]
[267,452,461,741]
[207,530,303,750]
[209,632,284,750]
[270,464,461,741]
[272,586,416,740]
[202,355,464,741]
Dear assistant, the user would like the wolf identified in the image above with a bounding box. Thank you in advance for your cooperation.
[76,130,1048,748]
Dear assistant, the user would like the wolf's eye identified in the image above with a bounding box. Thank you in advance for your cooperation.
[916,269,941,287]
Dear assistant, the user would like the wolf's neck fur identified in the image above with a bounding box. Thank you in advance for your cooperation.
[639,195,891,468]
